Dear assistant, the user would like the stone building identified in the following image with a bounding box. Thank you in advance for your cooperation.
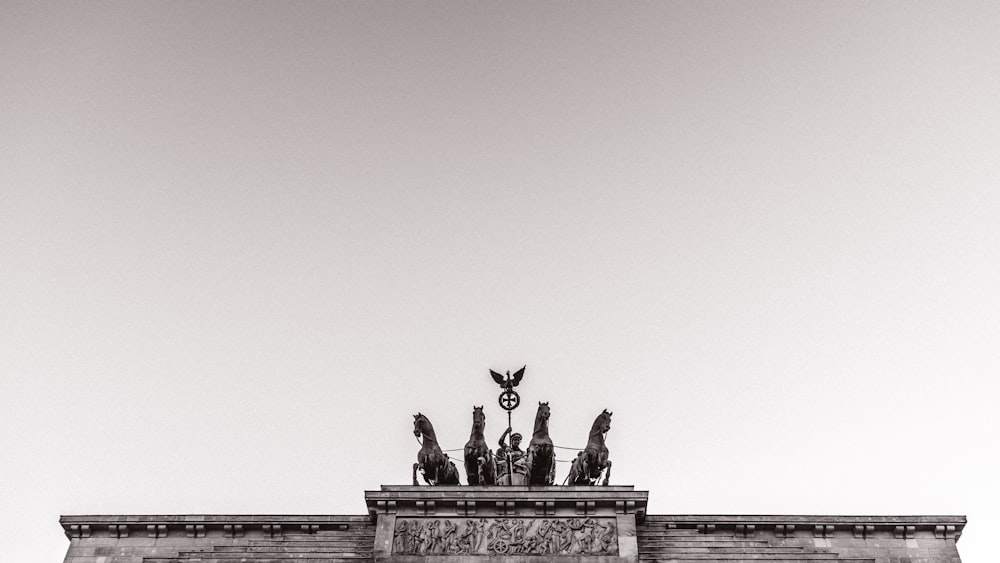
[60,485,965,563]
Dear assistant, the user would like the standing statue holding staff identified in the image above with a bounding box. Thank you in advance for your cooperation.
[491,366,527,485]
[496,427,527,485]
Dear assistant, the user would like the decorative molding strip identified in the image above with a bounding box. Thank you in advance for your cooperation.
[644,515,967,543]
[615,500,636,514]
[774,524,795,538]
[934,525,959,540]
[814,524,835,538]
[535,501,554,516]
[853,524,874,539]
[65,524,91,539]
[60,515,372,541]
[496,501,515,516]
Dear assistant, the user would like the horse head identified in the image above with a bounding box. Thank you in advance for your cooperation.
[593,409,612,435]
[471,405,485,433]
[413,412,431,438]
[536,401,550,421]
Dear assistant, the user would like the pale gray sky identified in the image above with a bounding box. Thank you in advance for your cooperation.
[2,2,998,562]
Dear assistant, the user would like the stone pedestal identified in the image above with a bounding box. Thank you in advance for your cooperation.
[365,486,647,563]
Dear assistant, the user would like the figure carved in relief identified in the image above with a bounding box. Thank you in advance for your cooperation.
[393,520,408,553]
[552,519,573,553]
[420,520,436,553]
[458,520,477,553]
[596,519,617,553]
[391,518,617,556]
[531,519,552,554]
[442,520,458,553]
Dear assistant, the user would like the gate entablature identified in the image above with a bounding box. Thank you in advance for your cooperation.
[365,485,647,562]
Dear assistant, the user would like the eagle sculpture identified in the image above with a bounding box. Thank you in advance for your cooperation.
[490,366,525,390]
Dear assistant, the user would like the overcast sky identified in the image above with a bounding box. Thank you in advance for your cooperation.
[2,2,998,562]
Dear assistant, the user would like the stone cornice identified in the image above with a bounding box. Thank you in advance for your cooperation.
[647,514,967,524]
[59,514,369,540]
[645,514,967,541]
[365,486,649,523]
[60,512,967,542]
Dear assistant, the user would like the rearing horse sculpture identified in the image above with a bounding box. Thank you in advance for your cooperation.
[463,406,496,485]
[413,413,461,486]
[567,409,612,486]
[525,401,556,485]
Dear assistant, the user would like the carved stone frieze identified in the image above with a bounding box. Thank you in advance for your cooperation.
[392,517,619,556]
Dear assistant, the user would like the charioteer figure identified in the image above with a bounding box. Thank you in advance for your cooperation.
[495,427,527,485]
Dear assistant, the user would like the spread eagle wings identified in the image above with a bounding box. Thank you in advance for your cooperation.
[490,366,526,386]
[511,365,525,386]
[490,369,506,385]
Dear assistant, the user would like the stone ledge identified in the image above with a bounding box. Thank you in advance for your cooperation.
[387,556,626,563]
[60,515,373,540]
[366,486,648,522]
[643,515,966,541]
[61,515,372,524]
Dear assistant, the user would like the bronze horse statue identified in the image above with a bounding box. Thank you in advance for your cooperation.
[567,409,613,486]
[525,401,556,485]
[412,413,461,486]
[463,406,496,485]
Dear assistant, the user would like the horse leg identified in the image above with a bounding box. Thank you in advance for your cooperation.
[413,463,421,486]
[547,455,556,485]
[568,454,584,485]
[579,456,590,485]
[602,460,612,486]
[464,450,476,485]
[486,452,496,485]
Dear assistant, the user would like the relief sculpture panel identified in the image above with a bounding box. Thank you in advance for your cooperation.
[392,518,618,556]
